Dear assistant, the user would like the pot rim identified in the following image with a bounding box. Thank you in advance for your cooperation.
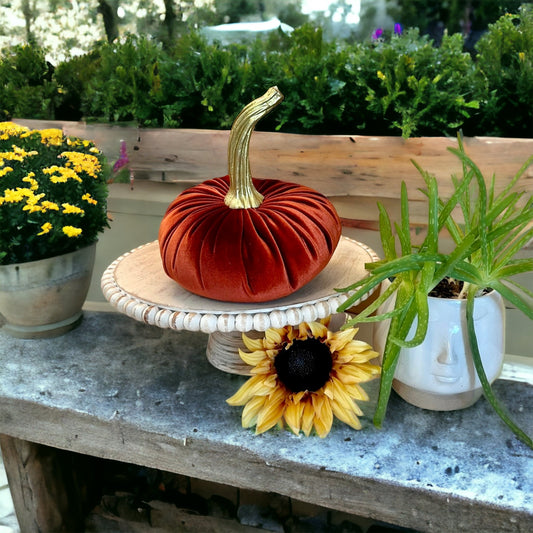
[427,287,498,302]
[0,240,97,268]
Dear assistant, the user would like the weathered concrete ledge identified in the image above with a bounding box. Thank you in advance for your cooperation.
[0,312,532,532]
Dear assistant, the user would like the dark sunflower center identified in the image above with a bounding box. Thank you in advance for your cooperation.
[274,338,333,393]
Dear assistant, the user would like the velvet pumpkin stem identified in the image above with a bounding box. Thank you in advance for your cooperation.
[225,86,284,209]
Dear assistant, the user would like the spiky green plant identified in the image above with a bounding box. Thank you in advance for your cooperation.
[337,136,533,448]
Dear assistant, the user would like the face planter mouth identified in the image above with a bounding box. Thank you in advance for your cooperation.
[433,374,460,384]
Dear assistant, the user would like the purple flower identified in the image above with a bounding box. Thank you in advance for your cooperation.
[371,28,383,40]
[112,139,129,173]
[394,23,403,35]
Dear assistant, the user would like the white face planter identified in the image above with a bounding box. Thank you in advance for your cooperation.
[375,290,505,411]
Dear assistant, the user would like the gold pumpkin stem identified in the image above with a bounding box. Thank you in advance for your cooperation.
[225,86,284,209]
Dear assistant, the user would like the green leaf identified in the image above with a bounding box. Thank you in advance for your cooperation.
[465,286,532,449]
[342,277,403,326]
[490,281,533,320]
[378,202,397,261]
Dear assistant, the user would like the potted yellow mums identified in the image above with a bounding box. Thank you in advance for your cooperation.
[0,122,109,338]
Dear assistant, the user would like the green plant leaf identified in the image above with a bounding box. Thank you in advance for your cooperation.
[465,286,533,449]
[490,280,533,320]
[378,202,397,261]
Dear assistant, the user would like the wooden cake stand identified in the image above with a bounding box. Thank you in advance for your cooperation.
[101,236,380,375]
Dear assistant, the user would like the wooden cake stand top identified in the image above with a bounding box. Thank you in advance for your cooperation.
[101,236,379,335]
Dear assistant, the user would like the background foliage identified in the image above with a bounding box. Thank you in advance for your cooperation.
[1,3,532,137]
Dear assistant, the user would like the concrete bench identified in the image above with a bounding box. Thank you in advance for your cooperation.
[0,312,532,532]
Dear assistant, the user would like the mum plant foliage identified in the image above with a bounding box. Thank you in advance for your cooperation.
[337,136,533,448]
[0,122,109,265]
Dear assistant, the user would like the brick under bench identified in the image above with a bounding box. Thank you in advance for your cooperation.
[0,311,531,532]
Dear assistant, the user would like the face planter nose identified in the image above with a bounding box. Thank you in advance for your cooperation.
[433,325,462,383]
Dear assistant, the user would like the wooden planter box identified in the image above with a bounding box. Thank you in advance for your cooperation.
[15,119,533,234]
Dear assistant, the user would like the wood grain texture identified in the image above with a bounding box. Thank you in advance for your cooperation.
[101,237,379,334]
[0,312,532,533]
[14,120,533,201]
[0,435,97,533]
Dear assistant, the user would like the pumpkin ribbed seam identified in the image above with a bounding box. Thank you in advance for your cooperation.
[246,207,293,293]
[251,208,315,292]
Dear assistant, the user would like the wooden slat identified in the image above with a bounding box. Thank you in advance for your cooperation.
[14,119,533,201]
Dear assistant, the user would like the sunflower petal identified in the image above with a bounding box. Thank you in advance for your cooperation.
[330,376,357,412]
[256,388,286,434]
[239,348,268,367]
[292,390,306,403]
[264,327,286,348]
[337,340,377,360]
[313,397,333,438]
[331,399,363,430]
[327,328,358,353]
[242,395,267,427]
[284,398,305,436]
[319,316,331,328]
[226,375,273,406]
[311,393,325,420]
[250,359,273,375]
[323,381,334,400]
[344,382,371,402]
[242,334,264,352]
[336,363,381,384]
[307,321,328,339]
[301,399,315,437]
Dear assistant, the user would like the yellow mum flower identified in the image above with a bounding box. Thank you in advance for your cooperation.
[0,145,37,165]
[37,128,64,146]
[227,318,380,438]
[0,122,29,140]
[2,188,26,203]
[0,166,13,178]
[61,203,85,215]
[43,165,83,183]
[23,192,45,212]
[377,70,386,80]
[60,151,101,178]
[22,173,39,190]
[37,222,52,235]
[62,225,82,237]
[40,200,60,212]
[81,193,98,205]
[23,204,42,213]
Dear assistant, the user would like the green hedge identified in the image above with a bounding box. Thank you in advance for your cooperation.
[1,8,532,138]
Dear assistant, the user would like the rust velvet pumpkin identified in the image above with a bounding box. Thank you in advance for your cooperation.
[159,87,342,303]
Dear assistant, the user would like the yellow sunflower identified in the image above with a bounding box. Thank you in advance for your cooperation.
[227,317,381,438]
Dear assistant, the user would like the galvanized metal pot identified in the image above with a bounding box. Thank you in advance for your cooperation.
[0,243,96,338]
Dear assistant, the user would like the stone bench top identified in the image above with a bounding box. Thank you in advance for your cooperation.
[0,311,532,532]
